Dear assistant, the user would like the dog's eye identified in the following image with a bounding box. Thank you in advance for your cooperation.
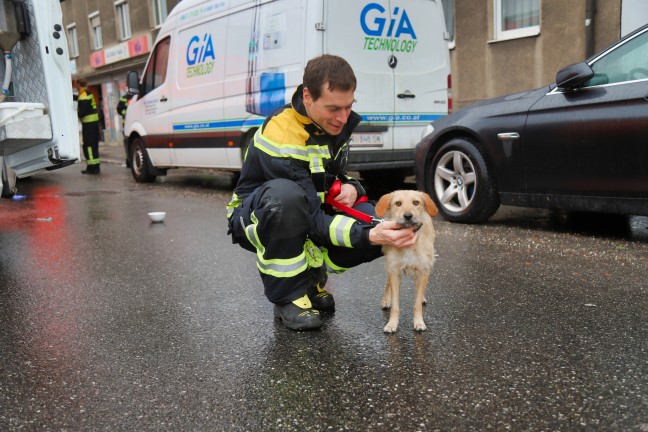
[394,201,402,207]
[413,200,420,206]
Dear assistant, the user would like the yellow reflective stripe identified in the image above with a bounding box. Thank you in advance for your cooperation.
[318,192,325,203]
[309,151,326,174]
[256,250,308,278]
[254,132,330,172]
[329,215,355,247]
[79,93,99,123]
[81,113,99,123]
[243,211,309,277]
[244,213,263,250]
[254,132,310,161]
[320,246,349,274]
[226,192,242,219]
[85,147,100,165]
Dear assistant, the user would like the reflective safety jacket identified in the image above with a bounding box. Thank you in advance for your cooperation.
[77,88,99,124]
[117,94,132,119]
[227,85,373,249]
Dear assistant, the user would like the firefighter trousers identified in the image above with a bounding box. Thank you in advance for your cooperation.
[81,121,101,172]
[229,178,382,305]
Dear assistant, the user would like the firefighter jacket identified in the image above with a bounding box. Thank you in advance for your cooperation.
[117,94,132,119]
[77,88,99,124]
[227,85,374,249]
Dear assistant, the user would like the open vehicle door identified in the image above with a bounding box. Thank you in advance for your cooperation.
[0,0,79,198]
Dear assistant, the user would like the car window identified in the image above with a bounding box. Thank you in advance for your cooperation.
[141,36,170,97]
[587,29,648,86]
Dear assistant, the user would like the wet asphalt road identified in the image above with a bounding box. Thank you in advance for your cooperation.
[1,151,647,431]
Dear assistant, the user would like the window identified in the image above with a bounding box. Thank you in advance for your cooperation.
[151,0,168,28]
[588,28,648,86]
[141,37,170,97]
[494,0,540,40]
[441,0,455,45]
[89,12,103,50]
[115,1,132,41]
[67,24,79,58]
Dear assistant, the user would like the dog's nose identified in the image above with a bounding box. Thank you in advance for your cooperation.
[404,212,413,221]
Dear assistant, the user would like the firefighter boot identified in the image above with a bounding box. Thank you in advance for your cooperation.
[82,164,100,175]
[307,283,335,311]
[274,294,322,331]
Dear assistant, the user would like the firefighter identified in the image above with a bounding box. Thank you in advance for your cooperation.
[226,55,418,331]
[76,77,101,175]
[116,93,133,127]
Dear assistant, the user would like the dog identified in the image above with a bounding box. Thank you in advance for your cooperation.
[375,190,438,333]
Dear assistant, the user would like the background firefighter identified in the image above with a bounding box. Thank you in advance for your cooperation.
[76,77,101,175]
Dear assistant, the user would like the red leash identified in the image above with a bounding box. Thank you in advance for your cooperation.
[325,180,382,224]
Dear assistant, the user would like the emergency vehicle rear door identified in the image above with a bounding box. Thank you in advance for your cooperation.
[0,0,79,190]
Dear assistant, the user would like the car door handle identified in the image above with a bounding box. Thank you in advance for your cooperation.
[160,96,168,102]
[397,92,415,99]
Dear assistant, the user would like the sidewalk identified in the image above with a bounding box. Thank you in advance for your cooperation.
[100,138,126,165]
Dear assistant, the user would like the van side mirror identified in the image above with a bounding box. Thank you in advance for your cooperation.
[555,62,594,90]
[127,71,140,95]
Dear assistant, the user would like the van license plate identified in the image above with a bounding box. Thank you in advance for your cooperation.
[351,133,384,147]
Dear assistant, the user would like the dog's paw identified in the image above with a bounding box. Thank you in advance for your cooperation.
[380,299,391,310]
[422,297,427,306]
[413,320,427,332]
[383,321,399,333]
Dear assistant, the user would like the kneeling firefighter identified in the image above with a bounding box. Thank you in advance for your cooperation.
[225,55,418,331]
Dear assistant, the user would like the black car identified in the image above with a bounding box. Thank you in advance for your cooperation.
[415,24,648,223]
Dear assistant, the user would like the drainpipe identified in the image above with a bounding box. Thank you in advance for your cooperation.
[585,0,596,58]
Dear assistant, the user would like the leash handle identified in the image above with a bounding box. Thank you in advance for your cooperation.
[325,180,379,224]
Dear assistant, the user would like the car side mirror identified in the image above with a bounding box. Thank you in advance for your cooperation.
[127,71,140,95]
[555,62,594,90]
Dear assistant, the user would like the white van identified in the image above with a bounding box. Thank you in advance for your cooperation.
[125,0,450,184]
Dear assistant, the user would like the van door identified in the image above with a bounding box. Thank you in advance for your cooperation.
[128,37,173,167]
[325,0,449,176]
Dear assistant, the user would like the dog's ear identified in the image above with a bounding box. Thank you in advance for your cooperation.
[421,192,438,217]
[375,193,393,217]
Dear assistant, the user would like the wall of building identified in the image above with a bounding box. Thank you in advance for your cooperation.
[451,0,622,110]
[61,0,180,142]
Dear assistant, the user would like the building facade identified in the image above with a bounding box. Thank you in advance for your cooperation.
[61,0,648,139]
[447,0,648,110]
[61,0,180,142]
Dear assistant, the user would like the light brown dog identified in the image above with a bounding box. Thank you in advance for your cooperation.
[375,190,438,333]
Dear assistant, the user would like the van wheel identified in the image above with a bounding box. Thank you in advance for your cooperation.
[131,138,156,183]
[428,138,500,223]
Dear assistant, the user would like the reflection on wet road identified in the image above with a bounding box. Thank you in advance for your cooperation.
[1,163,647,430]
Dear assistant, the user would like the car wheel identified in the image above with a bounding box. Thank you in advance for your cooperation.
[131,138,156,183]
[429,138,500,223]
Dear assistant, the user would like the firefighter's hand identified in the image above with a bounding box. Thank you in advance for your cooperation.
[334,183,358,207]
[368,221,418,248]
